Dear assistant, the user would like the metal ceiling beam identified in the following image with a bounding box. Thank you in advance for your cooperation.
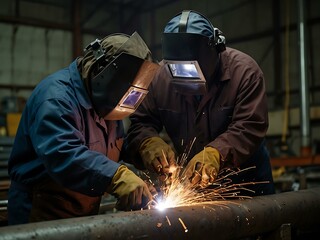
[18,0,69,8]
[0,15,72,31]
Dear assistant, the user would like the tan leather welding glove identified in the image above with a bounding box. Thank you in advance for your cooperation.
[107,165,154,211]
[139,137,176,175]
[183,147,220,188]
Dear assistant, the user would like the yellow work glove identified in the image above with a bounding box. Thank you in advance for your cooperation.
[107,165,154,211]
[183,147,220,188]
[139,137,176,175]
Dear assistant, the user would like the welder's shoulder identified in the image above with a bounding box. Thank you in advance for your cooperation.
[29,67,76,109]
[224,47,261,71]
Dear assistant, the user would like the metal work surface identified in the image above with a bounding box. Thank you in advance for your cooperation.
[1,188,320,240]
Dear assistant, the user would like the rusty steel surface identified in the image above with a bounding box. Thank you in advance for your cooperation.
[1,188,320,240]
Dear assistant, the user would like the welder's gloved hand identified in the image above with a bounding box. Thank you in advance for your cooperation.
[183,147,220,188]
[139,136,176,175]
[107,165,154,211]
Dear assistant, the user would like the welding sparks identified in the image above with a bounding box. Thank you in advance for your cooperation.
[178,218,188,233]
[152,166,268,211]
[144,138,269,211]
[165,215,172,226]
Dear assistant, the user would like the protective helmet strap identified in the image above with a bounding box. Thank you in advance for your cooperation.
[84,33,131,64]
[178,10,226,53]
[213,28,226,53]
[178,10,191,32]
[84,39,105,63]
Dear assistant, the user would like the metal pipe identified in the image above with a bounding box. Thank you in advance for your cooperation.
[298,0,311,151]
[1,188,320,240]
[272,0,282,108]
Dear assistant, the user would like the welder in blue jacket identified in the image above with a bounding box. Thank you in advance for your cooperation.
[7,32,159,225]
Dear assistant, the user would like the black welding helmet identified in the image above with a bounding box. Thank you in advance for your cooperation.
[81,32,159,120]
[162,10,226,95]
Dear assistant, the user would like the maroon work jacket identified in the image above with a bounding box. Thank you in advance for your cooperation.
[127,47,268,165]
[125,47,274,195]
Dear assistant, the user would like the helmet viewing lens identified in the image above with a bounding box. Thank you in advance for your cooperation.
[119,87,148,109]
[168,63,200,78]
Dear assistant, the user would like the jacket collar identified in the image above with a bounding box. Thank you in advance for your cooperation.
[218,47,231,82]
[69,59,92,110]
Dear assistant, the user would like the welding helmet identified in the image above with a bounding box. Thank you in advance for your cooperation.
[81,32,159,120]
[162,10,226,95]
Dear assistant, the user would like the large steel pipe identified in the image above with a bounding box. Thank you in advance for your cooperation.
[1,188,320,240]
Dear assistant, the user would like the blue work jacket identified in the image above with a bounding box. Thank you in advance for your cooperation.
[8,60,123,197]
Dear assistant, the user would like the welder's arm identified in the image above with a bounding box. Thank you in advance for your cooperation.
[106,165,155,211]
[209,74,268,167]
[139,136,176,175]
[183,147,220,187]
[124,69,172,170]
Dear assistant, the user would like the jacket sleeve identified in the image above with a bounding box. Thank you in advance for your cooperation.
[29,98,120,197]
[124,82,164,168]
[208,71,269,167]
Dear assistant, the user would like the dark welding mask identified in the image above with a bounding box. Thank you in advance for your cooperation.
[162,10,226,95]
[83,32,159,120]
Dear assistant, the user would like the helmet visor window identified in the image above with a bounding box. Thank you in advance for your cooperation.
[119,87,148,109]
[164,60,206,95]
[168,63,200,78]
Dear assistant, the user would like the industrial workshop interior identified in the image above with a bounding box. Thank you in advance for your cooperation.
[0,0,320,239]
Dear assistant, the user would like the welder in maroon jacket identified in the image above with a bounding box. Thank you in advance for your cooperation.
[125,10,275,195]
